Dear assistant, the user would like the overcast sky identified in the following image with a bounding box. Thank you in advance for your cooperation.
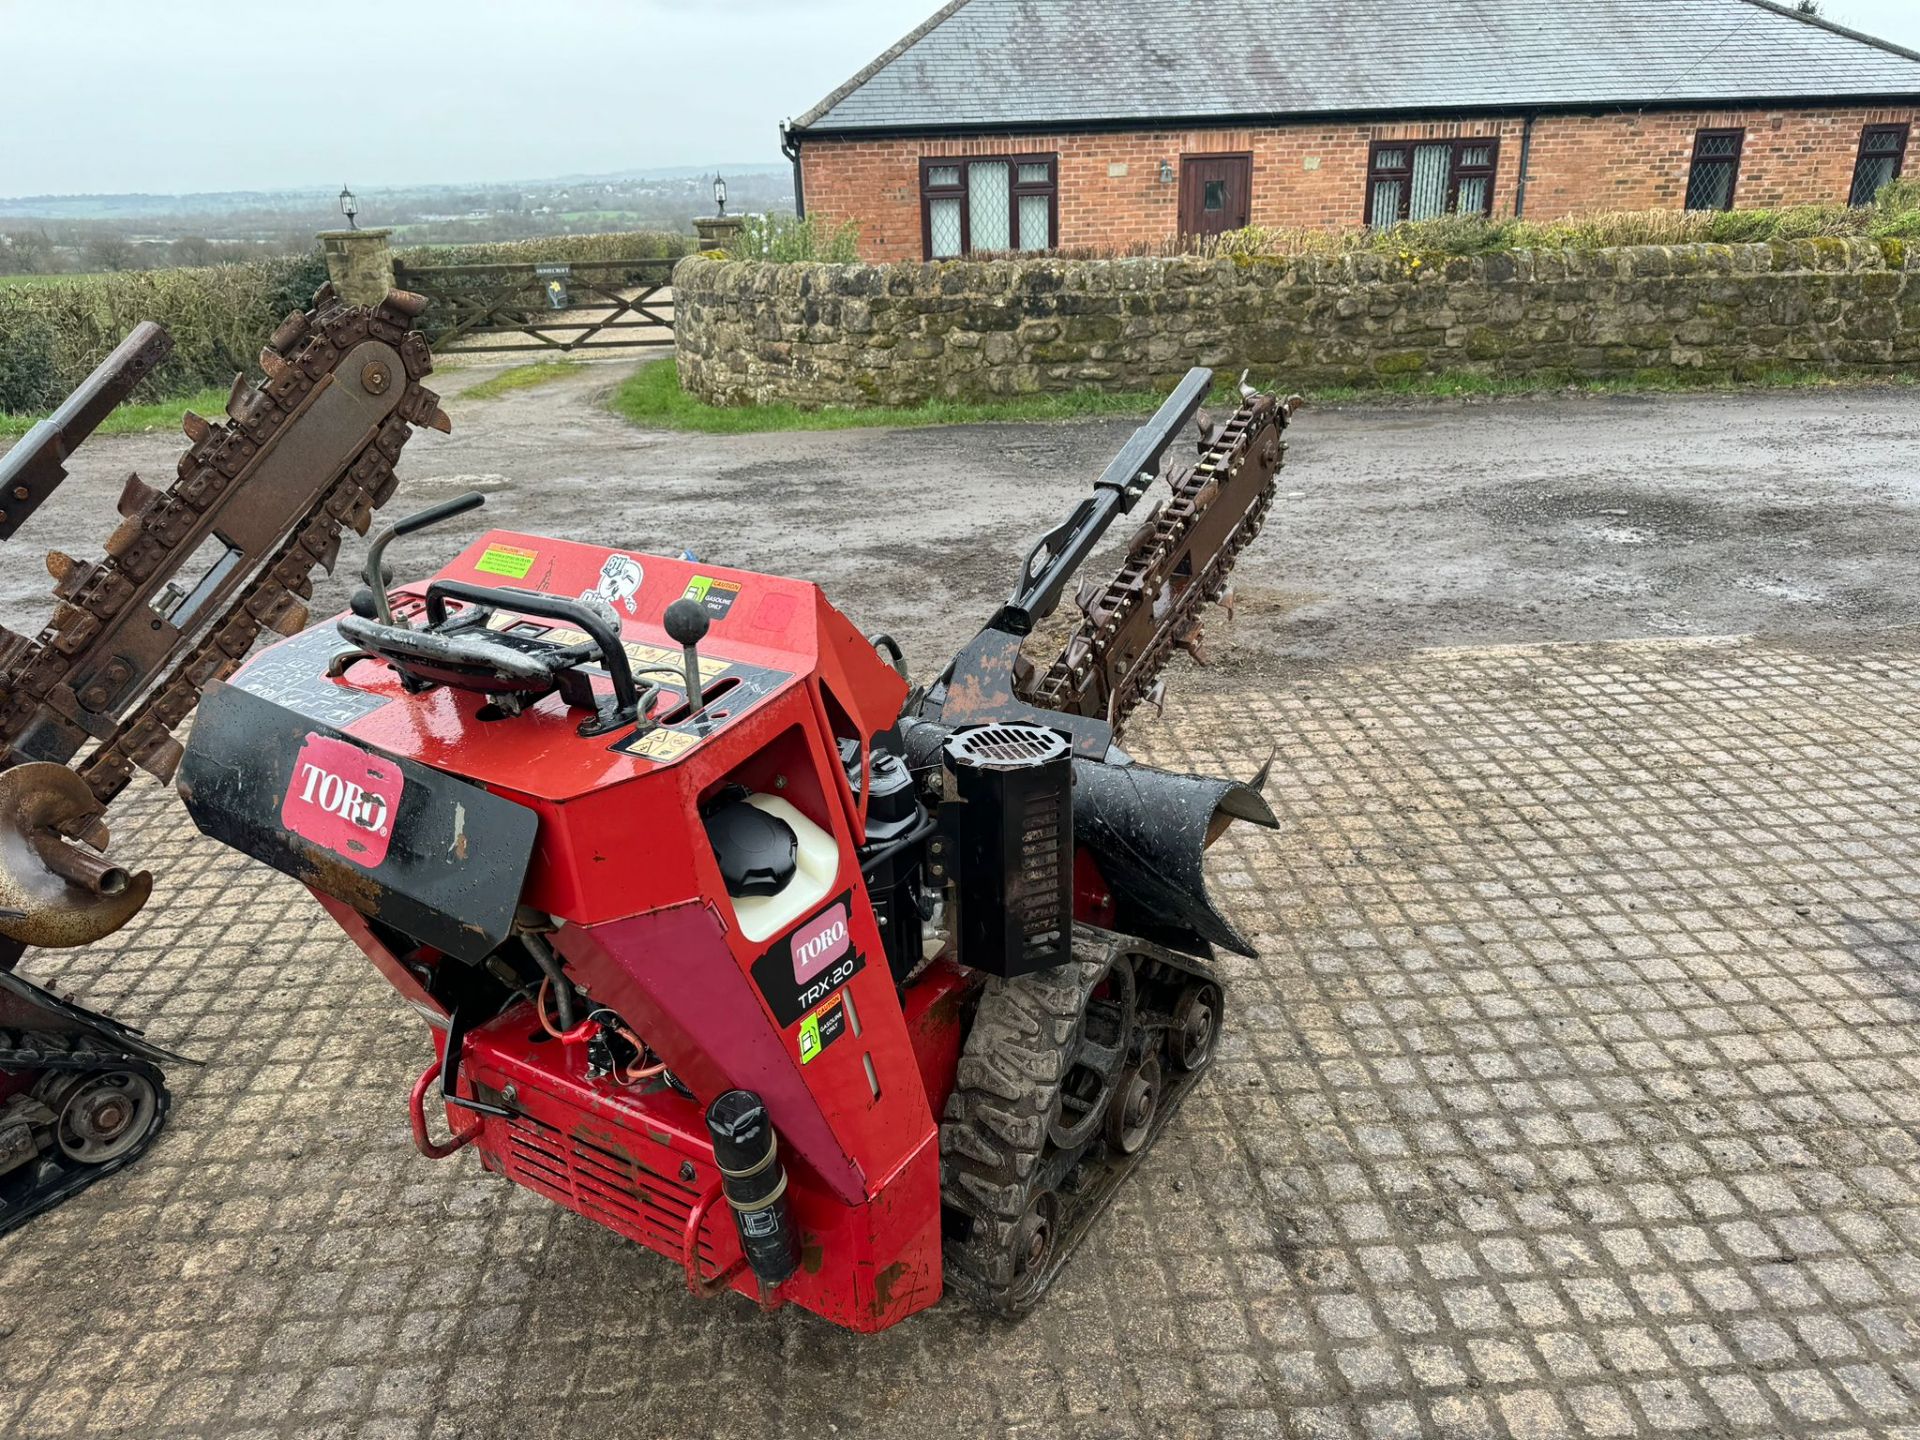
[1,0,1917,197]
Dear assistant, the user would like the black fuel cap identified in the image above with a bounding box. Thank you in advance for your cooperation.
[705,801,798,898]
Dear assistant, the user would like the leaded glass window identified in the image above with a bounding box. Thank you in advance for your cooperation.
[919,155,1057,258]
[1686,130,1744,212]
[1851,125,1909,206]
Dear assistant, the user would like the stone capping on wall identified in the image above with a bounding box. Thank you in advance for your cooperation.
[670,238,1917,409]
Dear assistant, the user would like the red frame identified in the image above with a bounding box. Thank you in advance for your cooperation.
[920,153,1058,258]
[1686,128,1746,212]
[1363,138,1499,226]
[1851,123,1910,206]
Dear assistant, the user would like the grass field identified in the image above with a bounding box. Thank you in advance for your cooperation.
[609,359,1920,435]
[0,272,109,289]
[0,384,230,439]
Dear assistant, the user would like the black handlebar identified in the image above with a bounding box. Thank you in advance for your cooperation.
[394,492,487,538]
[423,580,640,724]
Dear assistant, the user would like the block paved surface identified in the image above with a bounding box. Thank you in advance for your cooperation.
[5,625,1920,1440]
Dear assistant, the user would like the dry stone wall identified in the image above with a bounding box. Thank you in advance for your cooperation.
[672,239,1918,407]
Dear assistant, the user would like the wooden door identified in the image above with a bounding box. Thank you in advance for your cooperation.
[1180,154,1252,236]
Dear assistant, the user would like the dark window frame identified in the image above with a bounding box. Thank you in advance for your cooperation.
[919,154,1058,260]
[1363,138,1500,227]
[1685,128,1746,212]
[1851,123,1910,206]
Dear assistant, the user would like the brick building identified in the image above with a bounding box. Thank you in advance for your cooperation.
[781,0,1920,263]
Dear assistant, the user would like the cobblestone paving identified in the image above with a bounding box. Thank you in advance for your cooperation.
[4,631,1920,1440]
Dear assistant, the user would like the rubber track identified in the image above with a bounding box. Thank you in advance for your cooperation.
[939,926,1220,1316]
[0,1039,172,1239]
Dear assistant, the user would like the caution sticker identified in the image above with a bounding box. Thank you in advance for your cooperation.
[476,544,538,580]
[799,996,848,1064]
[684,575,743,620]
[627,729,699,763]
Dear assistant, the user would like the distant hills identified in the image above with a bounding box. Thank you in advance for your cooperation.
[0,165,792,220]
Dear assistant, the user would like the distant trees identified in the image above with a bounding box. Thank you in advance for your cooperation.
[81,234,137,271]
[170,235,217,268]
[2,229,60,273]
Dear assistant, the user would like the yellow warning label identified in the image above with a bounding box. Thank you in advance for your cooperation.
[475,544,538,580]
[628,729,700,763]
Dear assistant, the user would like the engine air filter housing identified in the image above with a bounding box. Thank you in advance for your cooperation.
[943,724,1074,978]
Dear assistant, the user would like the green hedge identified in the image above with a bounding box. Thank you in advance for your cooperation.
[396,230,694,269]
[0,251,329,414]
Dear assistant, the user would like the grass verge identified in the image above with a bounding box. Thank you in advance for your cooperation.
[610,360,1920,435]
[459,361,582,402]
[609,360,1244,434]
[0,384,232,440]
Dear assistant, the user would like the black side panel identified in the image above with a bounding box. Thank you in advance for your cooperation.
[176,680,538,962]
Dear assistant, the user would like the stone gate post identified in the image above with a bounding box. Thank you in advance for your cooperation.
[318,228,396,306]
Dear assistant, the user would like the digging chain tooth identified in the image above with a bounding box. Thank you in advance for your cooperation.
[0,295,437,812]
[116,474,159,520]
[1024,390,1287,733]
[266,310,310,356]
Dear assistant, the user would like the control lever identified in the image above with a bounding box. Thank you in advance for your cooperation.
[663,598,710,716]
[355,491,488,627]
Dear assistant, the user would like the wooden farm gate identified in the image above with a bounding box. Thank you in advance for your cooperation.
[391,257,675,355]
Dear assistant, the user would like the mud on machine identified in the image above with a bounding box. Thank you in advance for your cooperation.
[2,292,1299,1329]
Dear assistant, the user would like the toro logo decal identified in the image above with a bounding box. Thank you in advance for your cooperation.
[281,734,402,869]
[750,890,865,1029]
[792,902,851,986]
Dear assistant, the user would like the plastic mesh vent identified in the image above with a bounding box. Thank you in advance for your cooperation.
[946,723,1070,770]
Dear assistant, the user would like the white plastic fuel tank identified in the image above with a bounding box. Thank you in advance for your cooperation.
[731,793,840,943]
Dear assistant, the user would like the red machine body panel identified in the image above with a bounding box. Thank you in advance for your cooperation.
[223,531,957,1331]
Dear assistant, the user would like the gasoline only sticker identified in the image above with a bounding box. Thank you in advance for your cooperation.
[798,996,848,1064]
[476,544,538,580]
[683,575,742,619]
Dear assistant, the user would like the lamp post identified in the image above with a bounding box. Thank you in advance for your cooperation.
[714,176,728,217]
[339,185,359,230]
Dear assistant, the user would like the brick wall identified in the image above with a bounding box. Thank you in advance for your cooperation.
[673,239,1918,408]
[798,106,1918,263]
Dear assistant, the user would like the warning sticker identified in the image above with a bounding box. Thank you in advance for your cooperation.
[476,544,538,580]
[627,729,699,763]
[799,996,849,1064]
[683,575,743,620]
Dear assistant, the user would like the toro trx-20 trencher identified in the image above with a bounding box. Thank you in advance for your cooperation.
[177,363,1296,1330]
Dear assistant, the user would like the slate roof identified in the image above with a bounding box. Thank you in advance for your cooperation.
[792,0,1920,134]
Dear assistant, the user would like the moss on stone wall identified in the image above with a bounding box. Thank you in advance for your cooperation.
[672,240,1917,410]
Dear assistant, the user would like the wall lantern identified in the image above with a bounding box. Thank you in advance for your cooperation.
[339,186,359,230]
[1159,159,1176,185]
[714,176,728,216]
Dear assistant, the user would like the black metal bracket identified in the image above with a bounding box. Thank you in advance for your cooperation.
[442,1006,516,1120]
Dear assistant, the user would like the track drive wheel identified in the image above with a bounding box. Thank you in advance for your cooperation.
[39,1065,165,1165]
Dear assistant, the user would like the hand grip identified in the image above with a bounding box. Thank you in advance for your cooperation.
[423,580,640,726]
[392,491,486,538]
